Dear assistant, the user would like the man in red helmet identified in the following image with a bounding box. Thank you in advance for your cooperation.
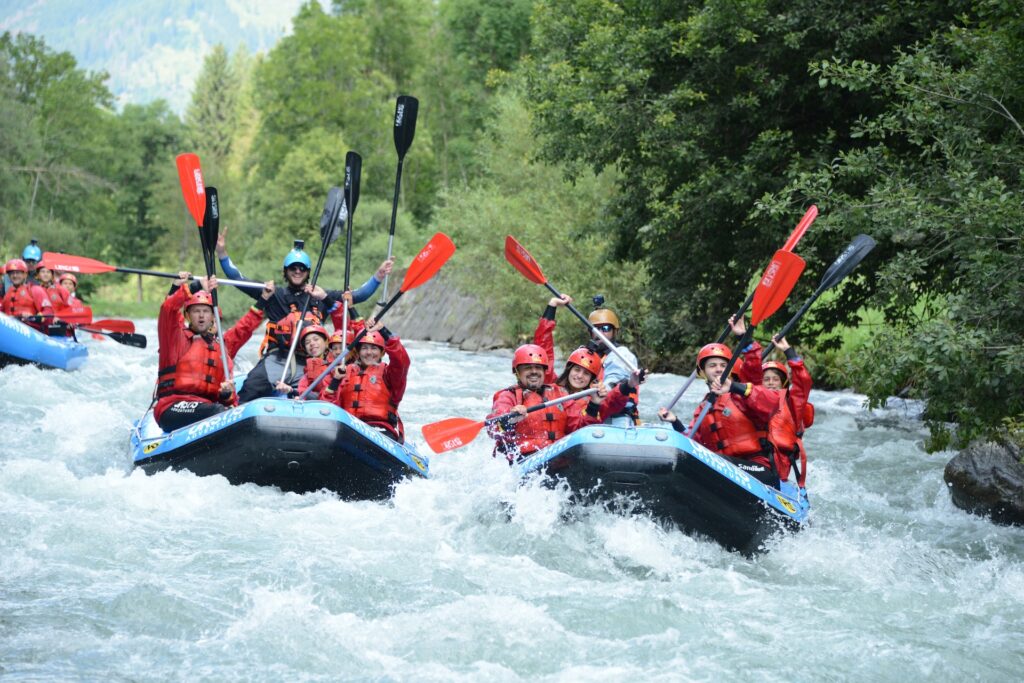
[487,343,610,461]
[2,259,53,331]
[320,319,410,443]
[154,272,274,432]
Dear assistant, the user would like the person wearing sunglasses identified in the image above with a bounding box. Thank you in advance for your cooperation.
[585,301,644,427]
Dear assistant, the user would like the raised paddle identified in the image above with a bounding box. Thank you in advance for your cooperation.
[379,94,419,306]
[41,252,265,290]
[174,154,206,227]
[504,235,640,374]
[297,232,456,400]
[663,205,818,412]
[278,184,347,386]
[761,234,877,359]
[688,249,806,438]
[422,387,599,454]
[337,151,363,375]
[200,186,232,379]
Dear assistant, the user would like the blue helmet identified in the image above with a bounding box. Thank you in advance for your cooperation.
[22,239,42,262]
[283,239,311,270]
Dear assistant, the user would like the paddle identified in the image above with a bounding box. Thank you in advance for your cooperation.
[174,153,206,227]
[337,151,363,373]
[78,326,147,348]
[25,307,91,325]
[297,232,456,400]
[688,249,806,437]
[199,186,232,379]
[504,235,640,374]
[277,184,347,386]
[91,319,135,334]
[379,94,419,306]
[422,387,599,454]
[40,252,264,290]
[761,234,877,359]
[663,205,818,412]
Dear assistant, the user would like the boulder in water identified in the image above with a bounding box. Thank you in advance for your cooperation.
[944,441,1024,525]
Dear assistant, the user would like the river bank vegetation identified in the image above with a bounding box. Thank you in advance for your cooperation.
[1,0,1020,450]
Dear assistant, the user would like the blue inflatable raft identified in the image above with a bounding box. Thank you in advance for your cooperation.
[130,397,429,499]
[516,424,809,554]
[0,311,88,371]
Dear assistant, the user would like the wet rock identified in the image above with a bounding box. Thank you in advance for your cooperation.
[944,441,1024,526]
[383,270,508,351]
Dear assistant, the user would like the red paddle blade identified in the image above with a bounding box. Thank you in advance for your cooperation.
[751,250,805,326]
[781,205,818,252]
[53,306,93,324]
[41,252,116,275]
[175,153,206,226]
[422,417,486,454]
[91,319,135,333]
[504,235,547,285]
[401,232,456,291]
[90,333,106,341]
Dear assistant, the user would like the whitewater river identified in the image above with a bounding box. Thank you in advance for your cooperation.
[2,321,1023,681]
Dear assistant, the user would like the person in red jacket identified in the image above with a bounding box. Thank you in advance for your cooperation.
[34,264,71,308]
[2,259,53,331]
[154,272,273,432]
[533,295,639,427]
[758,336,814,488]
[487,343,611,461]
[659,340,780,487]
[320,320,410,443]
[288,324,332,398]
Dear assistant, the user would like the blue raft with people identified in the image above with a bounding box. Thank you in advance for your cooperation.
[516,424,809,554]
[0,311,88,371]
[130,396,429,499]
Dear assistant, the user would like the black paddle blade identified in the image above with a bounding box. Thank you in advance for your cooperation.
[819,234,877,292]
[319,186,344,246]
[344,151,362,217]
[203,186,220,275]
[113,332,148,348]
[393,95,419,159]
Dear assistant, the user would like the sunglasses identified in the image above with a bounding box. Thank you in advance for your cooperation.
[286,264,310,273]
[595,324,615,333]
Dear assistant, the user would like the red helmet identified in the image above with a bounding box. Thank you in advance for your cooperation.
[696,342,732,371]
[762,360,790,385]
[512,343,548,371]
[299,324,329,344]
[5,259,28,273]
[566,346,602,375]
[58,272,78,286]
[359,330,386,349]
[184,290,214,310]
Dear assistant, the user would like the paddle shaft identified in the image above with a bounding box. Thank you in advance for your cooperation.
[378,157,405,305]
[487,387,599,426]
[111,266,265,290]
[544,283,639,374]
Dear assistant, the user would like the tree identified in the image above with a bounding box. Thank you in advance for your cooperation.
[185,44,239,165]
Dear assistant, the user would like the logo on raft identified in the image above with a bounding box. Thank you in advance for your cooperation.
[184,405,245,442]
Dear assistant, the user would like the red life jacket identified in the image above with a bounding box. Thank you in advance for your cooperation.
[2,284,45,317]
[699,393,773,464]
[491,384,569,457]
[769,393,814,486]
[339,363,404,439]
[156,331,227,401]
[42,283,70,308]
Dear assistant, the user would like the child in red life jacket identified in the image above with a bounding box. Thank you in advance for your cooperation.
[320,320,410,443]
[33,264,74,335]
[293,324,332,397]
[533,295,639,427]
[487,344,613,462]
[2,259,53,331]
[659,338,780,487]
[154,273,273,432]
[752,336,814,488]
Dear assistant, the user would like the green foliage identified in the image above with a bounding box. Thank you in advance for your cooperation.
[185,45,239,164]
[433,86,650,352]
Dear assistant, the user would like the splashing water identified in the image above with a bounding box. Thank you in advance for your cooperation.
[2,321,1022,680]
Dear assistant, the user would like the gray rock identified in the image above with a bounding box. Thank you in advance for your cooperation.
[382,270,508,351]
[944,441,1024,525]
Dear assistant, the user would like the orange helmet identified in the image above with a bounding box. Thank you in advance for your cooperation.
[358,330,386,349]
[329,331,348,346]
[184,290,214,310]
[5,258,27,273]
[566,346,602,375]
[588,308,620,330]
[512,343,548,371]
[696,342,732,372]
[762,360,790,386]
[299,324,329,344]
